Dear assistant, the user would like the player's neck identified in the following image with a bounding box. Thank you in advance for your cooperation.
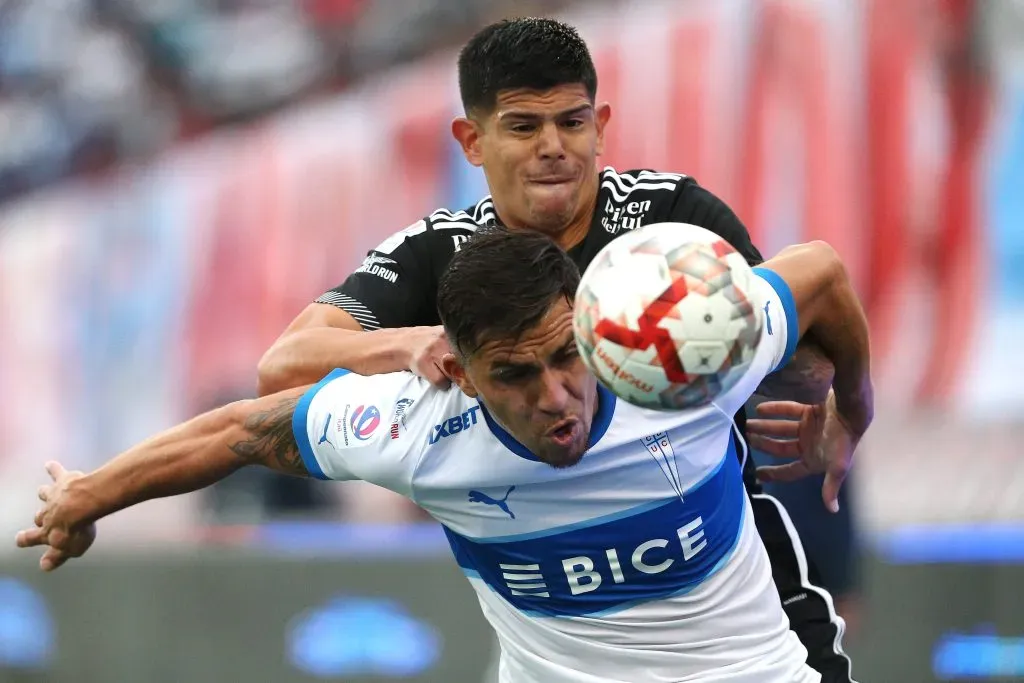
[552,170,599,250]
[553,207,594,252]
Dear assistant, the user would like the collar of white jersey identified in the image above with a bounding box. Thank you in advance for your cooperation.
[476,384,618,462]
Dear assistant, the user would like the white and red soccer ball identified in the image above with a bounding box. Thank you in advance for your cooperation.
[573,222,763,411]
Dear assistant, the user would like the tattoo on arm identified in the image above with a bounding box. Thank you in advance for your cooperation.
[228,395,308,476]
[756,337,835,405]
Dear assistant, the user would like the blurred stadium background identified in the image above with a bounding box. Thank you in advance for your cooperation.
[1,0,1023,681]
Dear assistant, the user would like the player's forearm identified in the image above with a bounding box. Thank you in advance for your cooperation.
[257,326,411,396]
[754,335,835,404]
[62,390,311,526]
[806,259,874,435]
[760,242,873,431]
[61,405,249,526]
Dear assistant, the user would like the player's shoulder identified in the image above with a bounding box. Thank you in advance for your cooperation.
[592,167,694,237]
[425,196,495,231]
[600,166,691,202]
[596,167,695,231]
[369,196,494,259]
[306,369,479,450]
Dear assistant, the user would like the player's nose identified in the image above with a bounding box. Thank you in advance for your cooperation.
[535,369,571,415]
[536,121,566,160]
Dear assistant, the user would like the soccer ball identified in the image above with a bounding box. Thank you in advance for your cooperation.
[573,222,762,410]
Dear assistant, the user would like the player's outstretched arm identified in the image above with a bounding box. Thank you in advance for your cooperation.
[15,386,312,571]
[759,241,873,434]
[752,241,873,510]
[257,303,448,395]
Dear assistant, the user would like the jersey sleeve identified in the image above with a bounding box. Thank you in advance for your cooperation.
[291,368,435,495]
[713,267,799,416]
[314,220,435,330]
[667,181,764,266]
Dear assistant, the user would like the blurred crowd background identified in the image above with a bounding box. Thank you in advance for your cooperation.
[0,0,575,202]
[1,0,1024,681]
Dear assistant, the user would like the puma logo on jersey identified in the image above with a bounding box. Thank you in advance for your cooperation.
[468,486,516,519]
[318,413,335,447]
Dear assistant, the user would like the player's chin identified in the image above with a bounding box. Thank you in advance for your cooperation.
[528,188,576,221]
[537,437,588,469]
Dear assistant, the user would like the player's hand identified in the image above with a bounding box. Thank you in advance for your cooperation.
[747,391,856,514]
[406,326,453,388]
[15,461,97,572]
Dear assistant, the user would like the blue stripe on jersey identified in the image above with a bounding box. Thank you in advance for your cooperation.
[444,440,745,617]
[292,368,351,480]
[478,384,618,462]
[752,267,799,372]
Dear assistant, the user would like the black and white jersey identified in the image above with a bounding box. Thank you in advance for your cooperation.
[316,167,764,330]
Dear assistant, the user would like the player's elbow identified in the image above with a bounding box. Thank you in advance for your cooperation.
[218,399,252,435]
[779,240,850,309]
[256,343,291,397]
[803,240,848,291]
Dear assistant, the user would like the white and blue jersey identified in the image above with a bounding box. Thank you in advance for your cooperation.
[292,269,820,683]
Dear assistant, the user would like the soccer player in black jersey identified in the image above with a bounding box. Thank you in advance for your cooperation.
[259,18,866,683]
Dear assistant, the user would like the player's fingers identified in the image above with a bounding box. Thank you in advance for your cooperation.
[745,419,800,439]
[746,435,802,459]
[413,357,449,388]
[754,401,807,419]
[45,461,68,482]
[427,362,451,389]
[40,547,68,572]
[756,462,812,483]
[37,485,51,502]
[34,506,48,528]
[822,467,849,514]
[15,527,47,548]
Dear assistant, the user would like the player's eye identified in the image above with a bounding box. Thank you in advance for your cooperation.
[554,346,579,365]
[510,123,535,134]
[495,367,533,383]
[562,119,584,129]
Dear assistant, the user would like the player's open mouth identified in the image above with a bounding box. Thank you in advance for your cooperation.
[547,419,578,447]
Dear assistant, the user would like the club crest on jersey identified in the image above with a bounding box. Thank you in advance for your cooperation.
[601,198,651,235]
[429,406,480,445]
[641,433,684,500]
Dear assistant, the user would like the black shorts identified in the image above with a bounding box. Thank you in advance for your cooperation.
[743,451,857,683]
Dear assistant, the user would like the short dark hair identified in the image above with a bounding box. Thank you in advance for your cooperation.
[438,227,581,358]
[457,17,598,115]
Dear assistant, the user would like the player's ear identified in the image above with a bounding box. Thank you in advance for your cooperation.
[594,102,612,157]
[452,117,484,168]
[442,353,479,398]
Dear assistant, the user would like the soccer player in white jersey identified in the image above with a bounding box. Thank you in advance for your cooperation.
[17,228,873,682]
[261,19,854,682]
